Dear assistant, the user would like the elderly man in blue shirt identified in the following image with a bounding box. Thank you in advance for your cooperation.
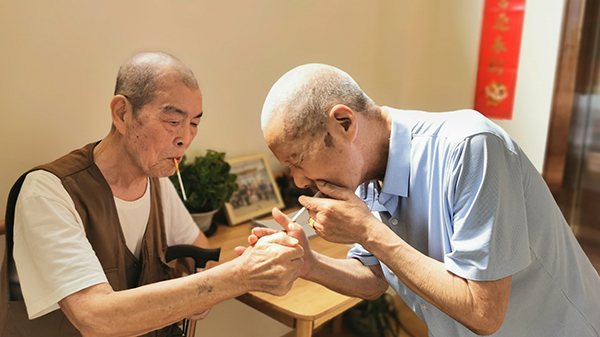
[251,63,600,336]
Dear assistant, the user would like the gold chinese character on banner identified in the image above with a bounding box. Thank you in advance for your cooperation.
[485,81,509,106]
[492,36,507,53]
[494,13,510,31]
[488,58,505,75]
[498,0,509,9]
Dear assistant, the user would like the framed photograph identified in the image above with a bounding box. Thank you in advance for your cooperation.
[223,154,285,225]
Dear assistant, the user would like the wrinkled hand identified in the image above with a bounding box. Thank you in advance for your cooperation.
[301,181,379,245]
[237,208,316,277]
[237,231,304,296]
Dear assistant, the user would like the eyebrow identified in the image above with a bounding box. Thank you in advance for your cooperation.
[162,105,203,118]
[285,153,300,166]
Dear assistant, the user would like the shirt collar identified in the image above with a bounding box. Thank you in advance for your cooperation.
[380,107,411,200]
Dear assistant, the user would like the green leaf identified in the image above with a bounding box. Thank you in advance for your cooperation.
[169,151,239,213]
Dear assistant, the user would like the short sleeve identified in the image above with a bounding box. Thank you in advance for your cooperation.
[444,134,531,281]
[14,171,107,319]
[160,177,200,246]
[347,244,381,266]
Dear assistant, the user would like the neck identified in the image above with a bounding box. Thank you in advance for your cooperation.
[362,106,391,182]
[94,131,148,201]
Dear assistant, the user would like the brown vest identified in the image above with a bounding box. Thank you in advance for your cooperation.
[0,142,181,337]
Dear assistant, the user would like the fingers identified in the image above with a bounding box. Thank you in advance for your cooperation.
[297,187,337,212]
[316,180,352,201]
[272,207,292,229]
[239,229,282,257]
[243,224,305,258]
[234,246,247,256]
[308,217,324,238]
[241,233,304,261]
[308,217,315,229]
[251,227,281,239]
[256,231,299,247]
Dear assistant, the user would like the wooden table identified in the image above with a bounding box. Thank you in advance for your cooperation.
[208,220,362,337]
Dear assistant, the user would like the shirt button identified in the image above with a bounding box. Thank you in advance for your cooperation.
[391,218,399,226]
[421,303,428,310]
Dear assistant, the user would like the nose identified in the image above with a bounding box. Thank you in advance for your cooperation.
[290,169,314,189]
[175,124,195,148]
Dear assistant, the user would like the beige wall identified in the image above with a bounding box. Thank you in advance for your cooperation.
[0,1,564,215]
[0,1,564,336]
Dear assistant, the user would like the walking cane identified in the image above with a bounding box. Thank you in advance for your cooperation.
[166,244,221,337]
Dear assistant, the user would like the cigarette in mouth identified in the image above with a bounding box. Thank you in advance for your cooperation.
[174,158,187,201]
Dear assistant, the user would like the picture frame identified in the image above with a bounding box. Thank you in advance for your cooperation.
[223,154,285,225]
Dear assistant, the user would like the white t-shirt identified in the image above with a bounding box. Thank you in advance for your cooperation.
[13,170,200,319]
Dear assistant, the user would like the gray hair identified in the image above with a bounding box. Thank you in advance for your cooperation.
[114,52,199,117]
[261,64,375,138]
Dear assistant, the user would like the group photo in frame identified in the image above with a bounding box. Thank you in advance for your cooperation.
[223,154,284,225]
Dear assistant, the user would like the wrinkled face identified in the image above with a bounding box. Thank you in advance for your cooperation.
[264,114,363,191]
[123,78,203,178]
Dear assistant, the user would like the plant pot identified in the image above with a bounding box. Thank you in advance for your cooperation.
[191,209,220,232]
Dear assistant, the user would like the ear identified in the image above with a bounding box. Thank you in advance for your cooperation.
[329,104,358,143]
[110,95,130,135]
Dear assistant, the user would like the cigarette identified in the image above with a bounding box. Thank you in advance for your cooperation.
[290,191,323,223]
[174,158,187,201]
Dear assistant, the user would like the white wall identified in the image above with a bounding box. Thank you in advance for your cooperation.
[494,0,565,169]
[0,1,564,336]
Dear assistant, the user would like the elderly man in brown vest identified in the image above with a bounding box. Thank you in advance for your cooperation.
[0,52,304,337]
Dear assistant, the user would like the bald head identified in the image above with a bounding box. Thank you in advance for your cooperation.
[114,52,199,116]
[261,64,375,138]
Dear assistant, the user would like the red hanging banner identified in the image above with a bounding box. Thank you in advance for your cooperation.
[474,0,526,120]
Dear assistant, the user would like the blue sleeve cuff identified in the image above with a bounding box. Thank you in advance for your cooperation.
[347,244,380,266]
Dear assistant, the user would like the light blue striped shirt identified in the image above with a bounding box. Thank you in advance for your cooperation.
[349,107,600,336]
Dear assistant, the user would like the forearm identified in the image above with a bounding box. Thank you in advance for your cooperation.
[363,224,510,335]
[304,252,388,300]
[61,260,248,337]
[63,231,303,337]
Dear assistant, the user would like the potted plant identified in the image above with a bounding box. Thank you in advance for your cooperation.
[343,292,403,337]
[170,150,238,233]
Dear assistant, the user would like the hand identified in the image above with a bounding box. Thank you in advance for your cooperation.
[235,208,315,277]
[301,181,380,245]
[237,231,304,296]
[270,208,314,277]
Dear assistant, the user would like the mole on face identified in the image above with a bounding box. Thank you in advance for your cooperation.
[324,132,333,148]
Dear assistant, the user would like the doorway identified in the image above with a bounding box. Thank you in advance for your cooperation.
[544,0,600,271]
